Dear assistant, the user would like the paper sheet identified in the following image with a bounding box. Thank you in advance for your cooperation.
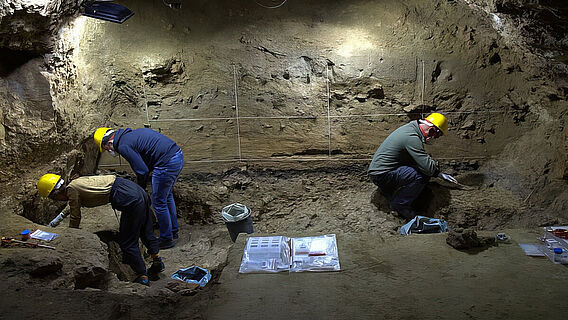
[519,243,545,257]
[30,229,58,241]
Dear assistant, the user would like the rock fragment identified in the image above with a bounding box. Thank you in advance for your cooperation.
[446,228,495,250]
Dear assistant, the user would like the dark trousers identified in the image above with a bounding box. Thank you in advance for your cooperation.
[110,177,159,275]
[369,166,429,220]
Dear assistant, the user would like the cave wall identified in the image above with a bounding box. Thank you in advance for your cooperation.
[0,0,567,223]
[70,0,534,162]
[460,0,568,214]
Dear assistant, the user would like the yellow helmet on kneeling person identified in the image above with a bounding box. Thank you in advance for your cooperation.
[37,173,63,198]
[425,113,448,135]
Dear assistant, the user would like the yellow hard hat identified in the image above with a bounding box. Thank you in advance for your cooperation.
[37,174,62,198]
[94,127,111,152]
[425,113,448,135]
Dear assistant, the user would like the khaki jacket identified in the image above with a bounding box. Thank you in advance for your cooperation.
[62,175,116,228]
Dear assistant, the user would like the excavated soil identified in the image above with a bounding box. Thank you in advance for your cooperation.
[1,163,560,319]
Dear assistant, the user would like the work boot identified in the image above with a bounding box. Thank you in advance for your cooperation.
[133,275,149,286]
[396,208,419,221]
[148,257,165,274]
[159,238,175,250]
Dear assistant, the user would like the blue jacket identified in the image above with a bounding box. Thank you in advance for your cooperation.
[113,128,181,187]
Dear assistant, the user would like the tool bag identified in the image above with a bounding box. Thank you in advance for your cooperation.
[171,266,211,287]
[400,216,449,235]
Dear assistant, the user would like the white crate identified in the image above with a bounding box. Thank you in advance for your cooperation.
[247,236,287,260]
[239,236,291,273]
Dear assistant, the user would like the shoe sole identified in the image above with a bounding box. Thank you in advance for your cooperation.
[159,242,175,250]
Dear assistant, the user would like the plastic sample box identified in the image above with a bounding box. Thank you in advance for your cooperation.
[239,234,341,273]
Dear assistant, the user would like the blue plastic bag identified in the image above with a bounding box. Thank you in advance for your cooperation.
[400,216,449,236]
[171,266,211,287]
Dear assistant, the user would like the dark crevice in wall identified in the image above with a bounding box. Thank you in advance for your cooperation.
[0,48,41,77]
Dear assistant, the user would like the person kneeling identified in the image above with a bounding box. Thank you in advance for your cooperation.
[37,174,165,286]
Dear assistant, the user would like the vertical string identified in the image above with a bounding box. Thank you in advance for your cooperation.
[421,60,425,112]
[138,70,150,167]
[233,64,242,161]
[326,65,332,157]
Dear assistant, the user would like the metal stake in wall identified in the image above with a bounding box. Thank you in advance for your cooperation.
[141,70,151,128]
[233,64,242,161]
[421,60,425,107]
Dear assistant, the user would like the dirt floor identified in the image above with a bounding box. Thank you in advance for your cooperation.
[2,223,568,320]
[208,229,568,320]
[2,164,566,319]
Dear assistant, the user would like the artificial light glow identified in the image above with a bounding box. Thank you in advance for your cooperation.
[59,15,87,53]
[336,32,374,57]
[24,0,51,6]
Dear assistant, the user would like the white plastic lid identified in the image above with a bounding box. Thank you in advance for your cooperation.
[221,203,250,222]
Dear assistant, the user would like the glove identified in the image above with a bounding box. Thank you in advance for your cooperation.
[48,211,67,227]
[148,257,165,274]
[439,173,458,184]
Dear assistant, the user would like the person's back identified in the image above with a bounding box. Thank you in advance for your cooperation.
[94,126,185,249]
[368,121,438,177]
[113,128,180,169]
[67,175,115,207]
[37,173,164,285]
[66,175,115,227]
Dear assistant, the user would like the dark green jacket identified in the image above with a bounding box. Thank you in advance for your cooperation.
[368,121,439,177]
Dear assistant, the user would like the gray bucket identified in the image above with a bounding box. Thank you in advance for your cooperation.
[221,203,254,242]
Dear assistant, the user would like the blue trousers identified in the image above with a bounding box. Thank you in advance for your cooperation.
[369,166,429,220]
[110,177,159,275]
[152,150,184,241]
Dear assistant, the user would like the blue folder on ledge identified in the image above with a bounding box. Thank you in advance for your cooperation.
[82,1,134,24]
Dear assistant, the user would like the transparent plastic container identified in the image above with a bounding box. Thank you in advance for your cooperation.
[539,227,568,264]
[539,240,568,264]
[540,246,568,265]
[239,234,341,273]
[553,248,568,264]
[239,236,290,273]
[290,234,340,272]
[221,203,250,222]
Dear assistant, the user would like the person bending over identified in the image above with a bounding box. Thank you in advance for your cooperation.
[94,127,184,250]
[37,173,165,286]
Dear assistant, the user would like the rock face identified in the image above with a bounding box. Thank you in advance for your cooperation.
[0,0,566,224]
[0,0,79,53]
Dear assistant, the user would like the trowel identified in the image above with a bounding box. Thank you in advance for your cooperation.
[439,173,474,190]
